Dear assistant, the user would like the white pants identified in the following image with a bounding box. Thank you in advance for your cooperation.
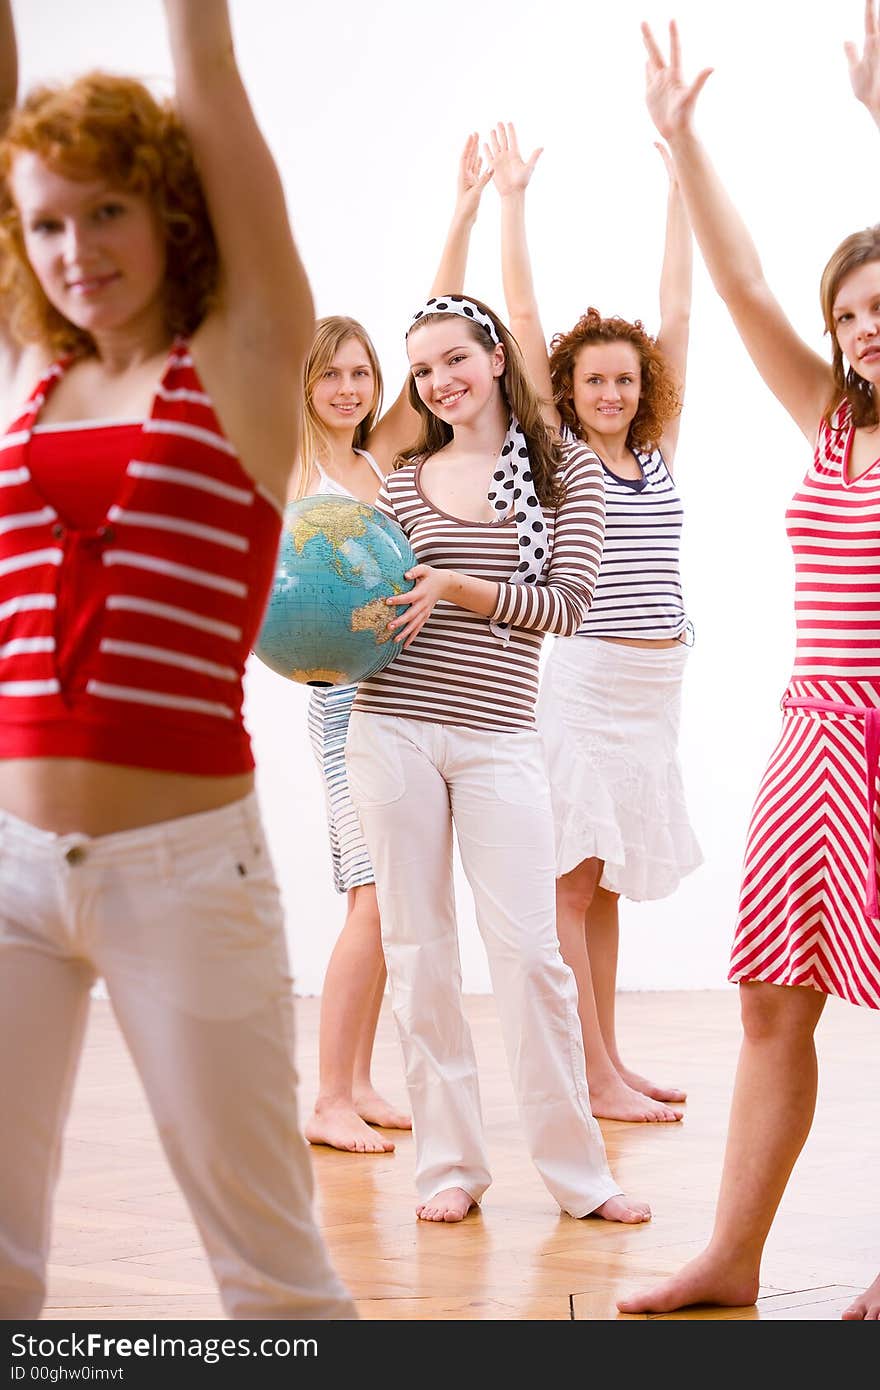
[346,713,619,1217]
[0,794,355,1321]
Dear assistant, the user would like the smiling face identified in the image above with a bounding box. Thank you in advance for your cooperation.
[9,150,167,343]
[570,340,642,442]
[407,316,505,426]
[310,334,379,434]
[832,259,880,387]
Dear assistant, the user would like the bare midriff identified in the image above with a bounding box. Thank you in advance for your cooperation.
[0,760,254,836]
[598,635,682,649]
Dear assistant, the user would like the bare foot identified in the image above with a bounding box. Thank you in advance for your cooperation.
[842,1271,880,1319]
[617,1251,759,1313]
[304,1101,395,1154]
[589,1075,682,1123]
[416,1187,476,1223]
[352,1086,412,1130]
[590,1194,652,1224]
[617,1063,686,1105]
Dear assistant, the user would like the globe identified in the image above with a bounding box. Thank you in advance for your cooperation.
[253,494,417,687]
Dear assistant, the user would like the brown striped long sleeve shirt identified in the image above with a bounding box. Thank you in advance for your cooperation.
[354,442,605,732]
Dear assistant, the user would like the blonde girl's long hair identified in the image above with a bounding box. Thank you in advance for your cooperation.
[294,316,384,499]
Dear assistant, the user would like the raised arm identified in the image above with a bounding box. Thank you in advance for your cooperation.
[642,20,831,442]
[485,122,557,430]
[429,132,493,296]
[163,0,312,363]
[847,0,880,128]
[368,134,492,467]
[654,144,692,464]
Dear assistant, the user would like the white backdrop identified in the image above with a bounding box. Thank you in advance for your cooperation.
[12,1,877,993]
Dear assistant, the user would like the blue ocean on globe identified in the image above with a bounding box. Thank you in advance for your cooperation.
[253,494,417,687]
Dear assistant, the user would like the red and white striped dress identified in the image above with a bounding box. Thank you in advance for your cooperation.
[730,401,880,1008]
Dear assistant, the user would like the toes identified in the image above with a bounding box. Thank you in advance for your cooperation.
[619,1204,651,1223]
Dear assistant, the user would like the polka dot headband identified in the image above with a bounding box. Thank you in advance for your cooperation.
[407,295,501,346]
[406,296,546,645]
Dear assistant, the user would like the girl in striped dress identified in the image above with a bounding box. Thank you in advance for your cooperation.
[486,122,699,1123]
[294,139,494,1155]
[619,10,880,1319]
[345,294,651,1226]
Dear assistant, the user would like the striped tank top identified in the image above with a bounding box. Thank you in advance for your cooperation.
[310,448,383,498]
[0,340,282,775]
[786,400,880,679]
[577,442,688,641]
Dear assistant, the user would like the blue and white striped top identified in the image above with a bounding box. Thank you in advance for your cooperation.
[579,446,688,641]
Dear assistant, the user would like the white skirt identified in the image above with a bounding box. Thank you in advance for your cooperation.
[537,636,703,900]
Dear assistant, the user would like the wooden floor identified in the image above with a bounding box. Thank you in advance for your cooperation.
[43,988,879,1321]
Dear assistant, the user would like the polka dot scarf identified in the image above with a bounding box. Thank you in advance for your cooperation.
[407,296,546,644]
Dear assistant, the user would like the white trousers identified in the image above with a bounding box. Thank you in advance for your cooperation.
[345,713,619,1216]
[0,794,355,1321]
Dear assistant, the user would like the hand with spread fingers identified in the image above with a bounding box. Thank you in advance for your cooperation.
[641,18,714,143]
[454,130,494,225]
[483,120,543,199]
[846,0,880,121]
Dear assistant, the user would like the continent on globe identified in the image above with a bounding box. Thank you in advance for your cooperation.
[288,500,374,580]
[351,597,398,641]
[289,667,348,685]
[253,494,418,687]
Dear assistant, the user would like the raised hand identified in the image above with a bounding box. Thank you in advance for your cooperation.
[642,19,713,142]
[454,131,494,223]
[845,0,880,118]
[484,121,543,199]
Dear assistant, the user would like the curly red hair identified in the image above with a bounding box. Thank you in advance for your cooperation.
[0,71,217,355]
[548,307,681,453]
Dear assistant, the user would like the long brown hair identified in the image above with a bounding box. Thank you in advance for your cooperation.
[548,307,681,453]
[0,71,217,356]
[820,224,880,430]
[295,317,383,499]
[398,297,565,509]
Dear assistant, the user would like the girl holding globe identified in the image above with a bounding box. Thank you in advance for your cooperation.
[293,138,494,1157]
[345,293,651,1225]
[0,0,353,1318]
[483,118,699,1125]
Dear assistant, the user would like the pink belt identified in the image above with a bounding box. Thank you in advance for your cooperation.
[782,694,880,920]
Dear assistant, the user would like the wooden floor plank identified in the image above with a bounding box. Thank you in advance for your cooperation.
[37,988,879,1322]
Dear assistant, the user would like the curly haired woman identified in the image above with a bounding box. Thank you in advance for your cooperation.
[486,120,702,1124]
